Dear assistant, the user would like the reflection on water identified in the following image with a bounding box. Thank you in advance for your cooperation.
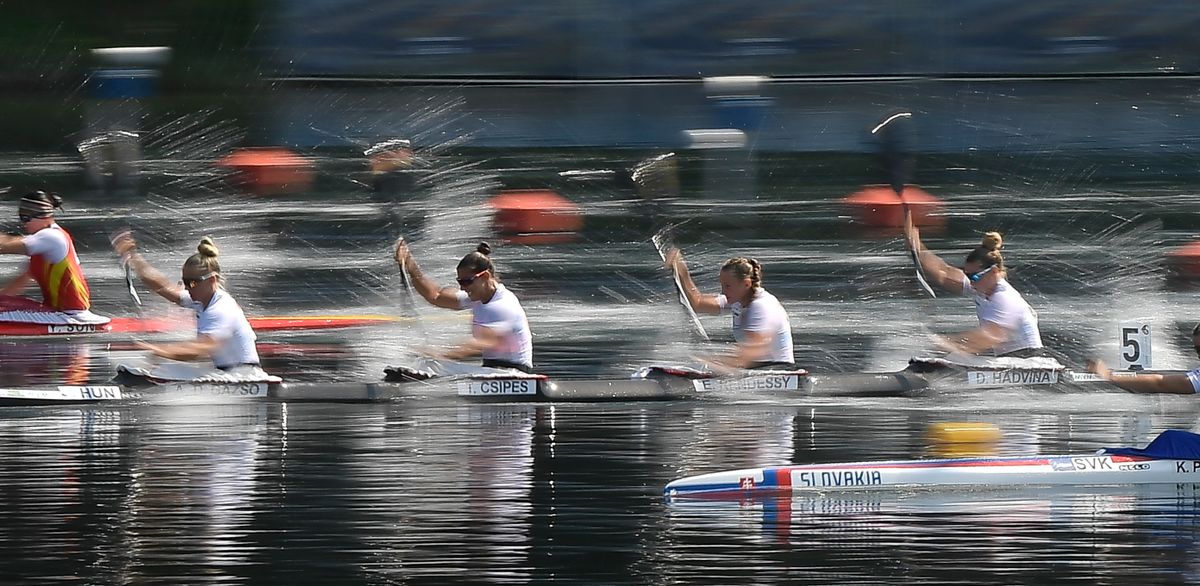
[664,486,1200,583]
[0,403,1199,583]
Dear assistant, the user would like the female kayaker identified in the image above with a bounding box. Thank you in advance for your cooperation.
[664,247,795,369]
[903,211,1046,357]
[112,233,263,377]
[394,239,533,373]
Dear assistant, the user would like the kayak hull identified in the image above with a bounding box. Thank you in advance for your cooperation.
[665,454,1200,497]
[0,358,1173,406]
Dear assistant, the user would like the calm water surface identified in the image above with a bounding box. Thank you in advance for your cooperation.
[2,150,1200,583]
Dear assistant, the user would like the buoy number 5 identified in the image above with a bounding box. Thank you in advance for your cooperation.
[1121,327,1141,362]
[1118,322,1152,371]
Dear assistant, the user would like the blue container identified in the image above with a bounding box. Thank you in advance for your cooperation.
[88,68,159,99]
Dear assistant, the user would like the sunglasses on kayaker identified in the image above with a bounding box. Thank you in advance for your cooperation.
[967,265,995,283]
[182,272,218,289]
[456,271,486,287]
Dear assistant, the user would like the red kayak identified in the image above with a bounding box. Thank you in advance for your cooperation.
[0,314,399,338]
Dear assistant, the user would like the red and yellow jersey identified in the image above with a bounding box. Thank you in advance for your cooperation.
[27,226,90,311]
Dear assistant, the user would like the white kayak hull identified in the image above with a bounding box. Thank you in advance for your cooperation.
[0,355,1171,407]
[665,454,1200,497]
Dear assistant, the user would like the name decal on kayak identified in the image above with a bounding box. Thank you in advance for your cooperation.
[458,379,538,396]
[1050,456,1113,471]
[161,382,269,397]
[48,324,105,334]
[60,386,123,400]
[0,386,123,401]
[796,469,883,488]
[693,374,801,392]
[966,369,1058,387]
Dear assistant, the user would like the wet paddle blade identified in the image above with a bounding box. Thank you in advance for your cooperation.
[909,245,937,298]
[652,227,710,341]
[125,264,142,306]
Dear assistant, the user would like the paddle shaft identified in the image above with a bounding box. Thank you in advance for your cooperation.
[873,112,936,298]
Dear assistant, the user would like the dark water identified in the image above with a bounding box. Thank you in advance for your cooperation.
[3,402,1200,584]
[3,149,1200,583]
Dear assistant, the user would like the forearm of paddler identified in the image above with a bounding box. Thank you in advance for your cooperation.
[916,248,965,292]
[1108,372,1194,395]
[725,332,771,369]
[0,234,26,254]
[140,337,218,362]
[0,272,31,295]
[400,255,441,304]
[673,260,722,315]
[443,326,504,361]
[125,253,179,300]
[441,337,489,361]
[945,324,1006,354]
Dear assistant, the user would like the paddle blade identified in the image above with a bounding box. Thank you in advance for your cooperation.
[125,264,142,306]
[652,228,710,341]
[909,246,937,299]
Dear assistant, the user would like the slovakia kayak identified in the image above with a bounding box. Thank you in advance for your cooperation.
[664,430,1200,498]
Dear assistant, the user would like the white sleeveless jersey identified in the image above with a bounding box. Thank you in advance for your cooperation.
[715,288,795,364]
[1186,369,1200,394]
[178,288,260,368]
[456,284,533,369]
[23,223,69,263]
[962,277,1043,356]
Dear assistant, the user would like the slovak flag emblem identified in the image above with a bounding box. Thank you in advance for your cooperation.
[739,476,755,490]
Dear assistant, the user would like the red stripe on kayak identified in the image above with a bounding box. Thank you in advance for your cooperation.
[774,468,792,489]
[0,315,397,337]
[107,317,177,334]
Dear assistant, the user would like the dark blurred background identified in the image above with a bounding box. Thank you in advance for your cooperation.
[3,0,1199,156]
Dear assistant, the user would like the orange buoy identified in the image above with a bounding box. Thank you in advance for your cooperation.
[842,185,944,229]
[216,147,315,195]
[1167,240,1200,280]
[488,190,582,245]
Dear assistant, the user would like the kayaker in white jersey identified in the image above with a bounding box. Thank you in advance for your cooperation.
[111,233,263,377]
[664,248,795,369]
[904,212,1047,358]
[1087,324,1200,394]
[394,240,534,373]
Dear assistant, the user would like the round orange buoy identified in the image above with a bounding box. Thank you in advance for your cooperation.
[1167,240,1200,280]
[925,422,1002,445]
[488,190,582,245]
[843,185,944,228]
[216,147,315,195]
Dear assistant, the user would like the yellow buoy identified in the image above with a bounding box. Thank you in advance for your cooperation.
[925,422,1002,445]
